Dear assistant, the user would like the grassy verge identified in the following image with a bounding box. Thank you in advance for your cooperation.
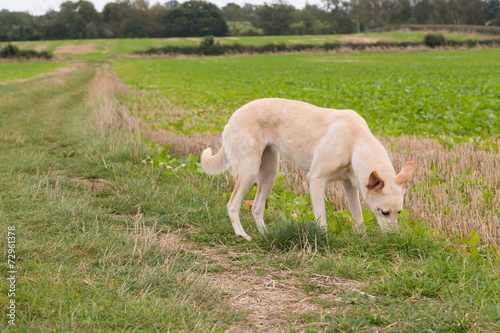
[0,63,240,331]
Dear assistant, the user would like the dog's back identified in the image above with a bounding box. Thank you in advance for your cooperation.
[222,98,374,172]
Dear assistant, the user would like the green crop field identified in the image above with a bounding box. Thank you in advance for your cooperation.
[1,38,500,331]
[0,62,64,82]
[112,49,500,138]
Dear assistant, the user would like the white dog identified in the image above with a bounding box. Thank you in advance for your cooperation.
[201,98,415,241]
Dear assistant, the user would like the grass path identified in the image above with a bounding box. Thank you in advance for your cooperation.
[1,61,499,332]
[0,63,240,331]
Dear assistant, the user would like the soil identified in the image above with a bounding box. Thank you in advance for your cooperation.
[156,230,368,331]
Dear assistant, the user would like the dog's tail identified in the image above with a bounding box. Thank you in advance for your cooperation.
[201,144,231,175]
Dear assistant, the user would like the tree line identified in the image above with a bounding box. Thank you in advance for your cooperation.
[1,0,499,41]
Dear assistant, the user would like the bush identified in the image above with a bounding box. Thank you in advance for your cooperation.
[0,43,20,57]
[424,33,446,48]
[198,36,224,56]
[0,43,52,59]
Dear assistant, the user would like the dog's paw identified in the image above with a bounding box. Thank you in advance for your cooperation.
[236,233,252,241]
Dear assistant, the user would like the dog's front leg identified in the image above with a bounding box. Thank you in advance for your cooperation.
[309,177,328,231]
[341,180,366,234]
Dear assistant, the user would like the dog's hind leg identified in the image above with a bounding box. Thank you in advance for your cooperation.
[309,176,328,231]
[252,146,279,233]
[341,180,366,234]
[227,159,260,241]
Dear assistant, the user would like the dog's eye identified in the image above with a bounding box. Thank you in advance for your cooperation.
[382,210,390,216]
[397,210,402,215]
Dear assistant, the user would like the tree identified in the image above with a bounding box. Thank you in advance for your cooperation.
[485,0,500,23]
[46,0,103,39]
[77,0,103,38]
[163,1,228,37]
[147,4,167,37]
[103,1,145,38]
[295,4,328,35]
[222,3,244,35]
[223,3,244,22]
[323,0,358,33]
[251,2,297,35]
[164,0,180,10]
[0,10,48,41]
[387,0,413,25]
[241,3,259,21]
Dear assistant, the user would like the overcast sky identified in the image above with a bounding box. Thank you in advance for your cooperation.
[1,0,323,15]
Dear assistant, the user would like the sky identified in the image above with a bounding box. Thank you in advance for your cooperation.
[0,0,323,15]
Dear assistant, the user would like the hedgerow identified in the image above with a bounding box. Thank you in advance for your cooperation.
[135,37,498,57]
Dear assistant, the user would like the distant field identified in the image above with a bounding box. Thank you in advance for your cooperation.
[0,61,63,82]
[2,30,493,60]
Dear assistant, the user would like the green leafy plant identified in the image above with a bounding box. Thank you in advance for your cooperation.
[424,33,446,48]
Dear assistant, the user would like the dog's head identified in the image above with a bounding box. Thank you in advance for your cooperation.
[364,161,415,231]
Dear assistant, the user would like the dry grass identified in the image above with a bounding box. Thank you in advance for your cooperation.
[139,116,500,245]
[396,28,500,40]
[70,177,113,194]
[87,63,139,132]
[336,36,382,43]
[380,136,500,244]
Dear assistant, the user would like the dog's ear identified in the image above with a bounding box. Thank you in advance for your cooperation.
[395,161,415,187]
[366,170,385,194]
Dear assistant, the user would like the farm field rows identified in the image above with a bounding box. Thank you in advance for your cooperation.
[1,40,500,331]
[1,30,494,60]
